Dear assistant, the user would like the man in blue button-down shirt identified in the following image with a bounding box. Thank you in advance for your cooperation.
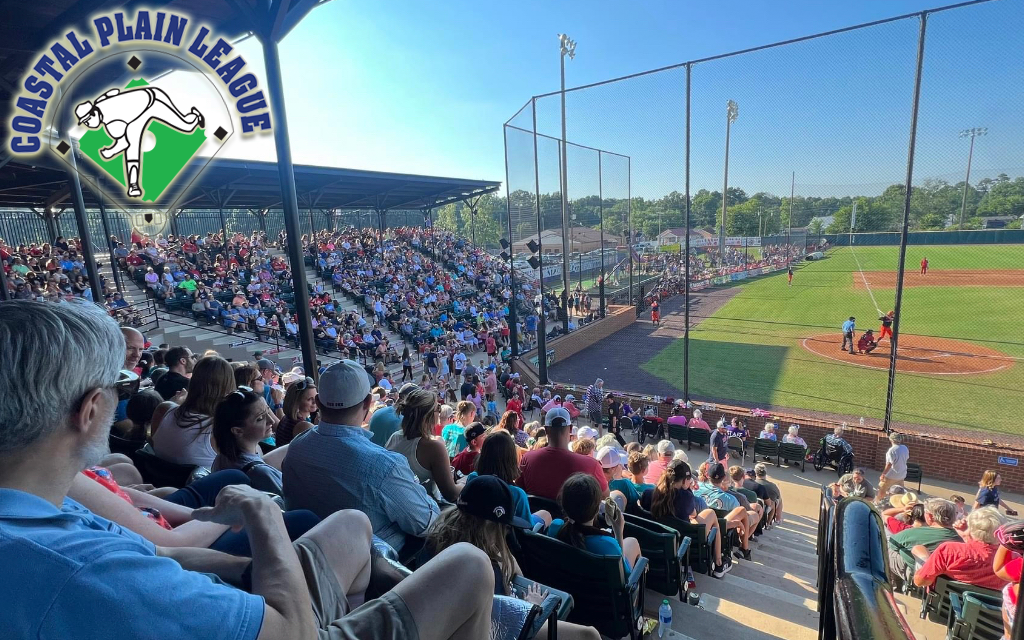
[841,316,856,354]
[283,360,439,553]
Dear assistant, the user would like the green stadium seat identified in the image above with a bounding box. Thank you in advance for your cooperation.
[511,528,649,640]
[778,442,807,472]
[920,576,1002,626]
[623,514,690,600]
[753,438,780,464]
[905,462,923,492]
[947,591,1004,640]
[687,428,710,451]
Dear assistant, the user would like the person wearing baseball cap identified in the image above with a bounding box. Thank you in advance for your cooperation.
[517,405,608,500]
[283,360,440,553]
[596,446,641,513]
[694,462,754,561]
[452,422,487,476]
[426,474,600,638]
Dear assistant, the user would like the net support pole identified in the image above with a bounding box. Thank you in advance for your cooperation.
[883,12,928,435]
[532,98,548,385]
[96,193,122,292]
[627,156,633,306]
[598,151,605,318]
[683,62,692,403]
[502,125,519,359]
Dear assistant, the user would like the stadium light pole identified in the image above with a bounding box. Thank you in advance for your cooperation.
[958,127,986,230]
[719,100,739,265]
[558,33,576,335]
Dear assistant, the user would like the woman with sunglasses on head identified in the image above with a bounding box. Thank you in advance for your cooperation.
[274,377,317,446]
[386,388,462,502]
[233,363,280,432]
[212,389,283,495]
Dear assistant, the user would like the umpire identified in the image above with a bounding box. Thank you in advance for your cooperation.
[841,316,856,354]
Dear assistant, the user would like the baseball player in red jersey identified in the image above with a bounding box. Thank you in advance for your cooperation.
[920,257,928,275]
[651,300,660,326]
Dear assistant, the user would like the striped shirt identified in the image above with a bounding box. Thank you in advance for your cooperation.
[282,421,439,552]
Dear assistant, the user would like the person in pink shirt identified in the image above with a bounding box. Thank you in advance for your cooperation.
[483,366,498,402]
[643,440,676,484]
[687,409,711,432]
[667,403,688,428]
[542,395,580,421]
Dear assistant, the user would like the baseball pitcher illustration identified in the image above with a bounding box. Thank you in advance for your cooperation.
[75,86,204,198]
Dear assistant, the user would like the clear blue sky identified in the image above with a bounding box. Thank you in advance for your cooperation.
[205,0,1023,201]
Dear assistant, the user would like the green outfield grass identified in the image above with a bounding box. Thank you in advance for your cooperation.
[641,244,1024,437]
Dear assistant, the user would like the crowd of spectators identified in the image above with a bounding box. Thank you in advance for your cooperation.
[0,235,144,324]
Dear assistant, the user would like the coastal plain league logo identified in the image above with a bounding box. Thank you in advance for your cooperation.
[7,9,274,228]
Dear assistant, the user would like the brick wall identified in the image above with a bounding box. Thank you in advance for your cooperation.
[512,305,635,389]
[635,397,1023,492]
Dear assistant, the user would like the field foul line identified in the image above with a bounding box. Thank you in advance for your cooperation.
[850,246,883,316]
[800,337,1010,376]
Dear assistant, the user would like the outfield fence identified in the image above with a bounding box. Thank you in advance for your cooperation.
[505,0,1024,439]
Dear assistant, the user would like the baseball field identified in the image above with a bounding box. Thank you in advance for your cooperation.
[641,244,1024,438]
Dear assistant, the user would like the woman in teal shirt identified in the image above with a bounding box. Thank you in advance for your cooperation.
[547,473,641,574]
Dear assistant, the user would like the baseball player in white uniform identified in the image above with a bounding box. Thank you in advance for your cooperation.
[75,86,204,198]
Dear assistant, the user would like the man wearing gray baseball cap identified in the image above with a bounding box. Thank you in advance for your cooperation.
[283,360,440,554]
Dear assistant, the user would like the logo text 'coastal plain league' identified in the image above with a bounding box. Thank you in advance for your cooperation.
[7,10,272,208]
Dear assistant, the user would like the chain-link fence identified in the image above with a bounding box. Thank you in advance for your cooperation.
[509,0,1024,441]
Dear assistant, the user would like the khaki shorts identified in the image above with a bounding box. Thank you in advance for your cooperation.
[294,538,419,640]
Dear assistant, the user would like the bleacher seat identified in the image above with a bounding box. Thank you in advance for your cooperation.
[624,513,690,599]
[511,527,649,640]
[779,442,807,472]
[920,576,1001,626]
[132,444,208,488]
[753,437,780,464]
[687,427,710,451]
[946,591,1004,640]
[905,462,923,492]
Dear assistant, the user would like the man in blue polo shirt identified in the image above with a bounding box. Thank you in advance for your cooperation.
[841,316,856,354]
[0,299,493,640]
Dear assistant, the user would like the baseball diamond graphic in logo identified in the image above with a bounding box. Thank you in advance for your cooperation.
[76,78,206,202]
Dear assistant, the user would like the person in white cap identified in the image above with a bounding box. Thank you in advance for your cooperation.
[283,360,439,553]
[517,406,609,501]
[596,446,640,512]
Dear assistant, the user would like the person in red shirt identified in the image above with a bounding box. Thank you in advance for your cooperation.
[452,423,487,476]
[913,507,1008,591]
[517,407,609,500]
[920,257,928,275]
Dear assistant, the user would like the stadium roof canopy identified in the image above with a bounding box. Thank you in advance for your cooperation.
[0,157,501,211]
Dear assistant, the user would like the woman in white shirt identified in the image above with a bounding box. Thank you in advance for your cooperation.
[152,355,236,468]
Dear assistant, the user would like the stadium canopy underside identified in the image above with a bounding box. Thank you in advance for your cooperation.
[0,157,501,213]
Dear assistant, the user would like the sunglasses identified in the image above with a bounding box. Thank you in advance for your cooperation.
[293,376,315,390]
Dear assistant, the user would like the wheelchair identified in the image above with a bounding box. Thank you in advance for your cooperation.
[812,435,854,476]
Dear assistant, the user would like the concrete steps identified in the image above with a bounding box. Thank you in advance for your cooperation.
[648,511,819,640]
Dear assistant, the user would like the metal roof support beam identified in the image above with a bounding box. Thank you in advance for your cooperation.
[260,35,318,380]
[61,126,103,300]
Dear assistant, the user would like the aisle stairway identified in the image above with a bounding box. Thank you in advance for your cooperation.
[650,513,820,640]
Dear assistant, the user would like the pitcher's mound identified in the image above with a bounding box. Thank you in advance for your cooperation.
[800,333,1014,375]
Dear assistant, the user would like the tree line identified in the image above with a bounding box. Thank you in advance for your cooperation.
[432,174,1024,250]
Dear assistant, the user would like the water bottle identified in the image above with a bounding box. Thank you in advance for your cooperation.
[658,599,672,637]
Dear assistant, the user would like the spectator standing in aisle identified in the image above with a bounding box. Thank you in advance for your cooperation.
[876,432,910,506]
[583,378,605,430]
